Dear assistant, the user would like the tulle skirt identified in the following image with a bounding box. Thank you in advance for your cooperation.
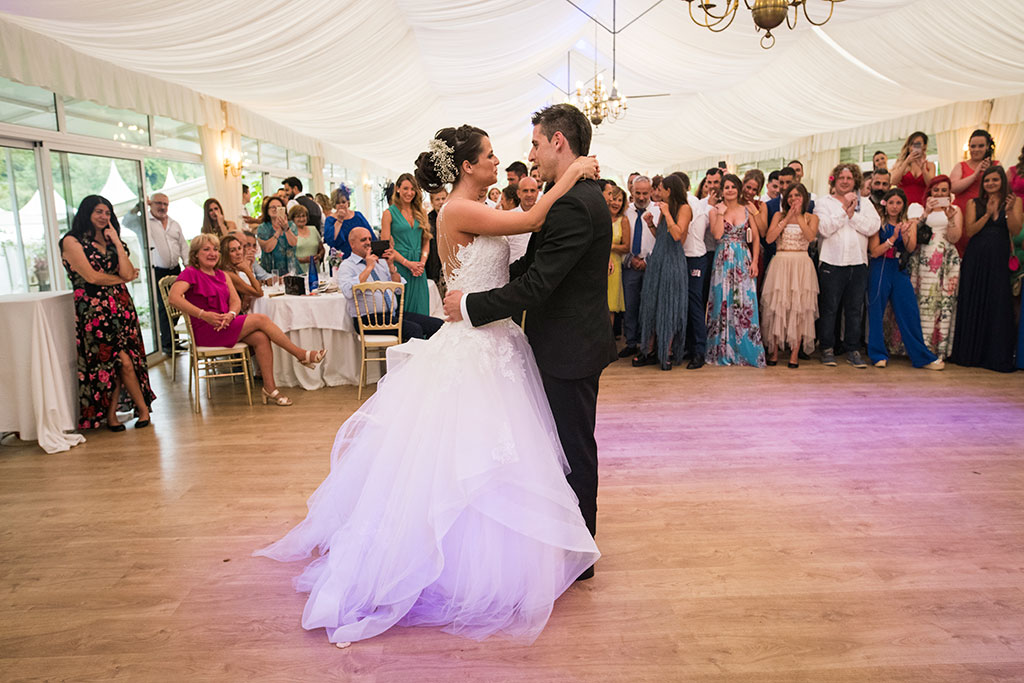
[761,250,819,354]
[255,318,600,644]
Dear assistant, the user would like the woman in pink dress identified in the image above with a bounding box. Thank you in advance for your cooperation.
[890,131,935,207]
[169,234,325,406]
[950,129,1000,257]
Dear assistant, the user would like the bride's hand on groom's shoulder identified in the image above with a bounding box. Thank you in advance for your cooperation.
[571,155,600,181]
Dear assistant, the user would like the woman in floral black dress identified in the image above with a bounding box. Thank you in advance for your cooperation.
[60,195,155,431]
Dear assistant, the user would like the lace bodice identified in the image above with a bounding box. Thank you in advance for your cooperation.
[444,235,511,294]
[777,223,810,251]
[437,203,512,295]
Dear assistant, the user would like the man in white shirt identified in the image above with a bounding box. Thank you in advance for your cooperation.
[683,187,710,369]
[814,163,880,368]
[620,176,661,358]
[336,227,442,340]
[146,192,189,353]
[507,177,539,264]
[240,183,261,227]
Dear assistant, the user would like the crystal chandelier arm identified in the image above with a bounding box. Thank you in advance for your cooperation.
[801,0,841,27]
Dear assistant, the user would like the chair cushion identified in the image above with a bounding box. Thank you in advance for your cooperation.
[195,343,249,355]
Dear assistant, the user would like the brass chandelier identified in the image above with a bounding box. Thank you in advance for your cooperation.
[574,74,627,127]
[684,0,845,49]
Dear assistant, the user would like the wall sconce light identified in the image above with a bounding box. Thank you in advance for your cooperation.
[223,146,242,177]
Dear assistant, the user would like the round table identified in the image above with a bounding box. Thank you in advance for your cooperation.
[250,291,380,390]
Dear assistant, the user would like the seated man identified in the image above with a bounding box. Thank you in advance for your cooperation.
[336,228,443,340]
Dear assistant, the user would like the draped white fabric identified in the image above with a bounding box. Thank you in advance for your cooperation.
[1,1,1022,178]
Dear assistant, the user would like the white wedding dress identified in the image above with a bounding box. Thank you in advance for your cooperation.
[255,232,600,645]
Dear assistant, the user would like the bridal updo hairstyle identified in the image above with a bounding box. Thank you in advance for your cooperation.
[415,125,488,192]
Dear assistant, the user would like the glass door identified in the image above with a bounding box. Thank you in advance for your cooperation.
[0,142,51,295]
[51,151,156,353]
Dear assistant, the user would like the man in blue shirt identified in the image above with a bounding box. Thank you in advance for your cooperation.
[336,228,442,340]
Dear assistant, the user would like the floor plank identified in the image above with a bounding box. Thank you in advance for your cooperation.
[2,353,1024,682]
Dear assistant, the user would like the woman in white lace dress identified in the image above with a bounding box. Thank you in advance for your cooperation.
[255,125,600,647]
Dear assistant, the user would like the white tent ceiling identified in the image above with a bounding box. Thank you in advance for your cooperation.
[2,0,1023,175]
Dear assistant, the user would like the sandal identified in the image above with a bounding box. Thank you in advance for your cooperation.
[300,348,327,369]
[261,388,292,406]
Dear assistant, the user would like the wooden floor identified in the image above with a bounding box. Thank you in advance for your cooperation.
[3,352,1024,682]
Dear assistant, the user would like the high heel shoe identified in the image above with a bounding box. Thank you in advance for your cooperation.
[135,418,151,429]
[300,349,327,369]
[261,388,292,406]
[107,423,126,432]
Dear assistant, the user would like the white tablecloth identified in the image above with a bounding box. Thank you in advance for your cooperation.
[250,280,443,391]
[0,292,86,453]
[250,292,378,390]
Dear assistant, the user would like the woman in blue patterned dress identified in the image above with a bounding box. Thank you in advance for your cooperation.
[705,174,767,367]
[638,174,691,370]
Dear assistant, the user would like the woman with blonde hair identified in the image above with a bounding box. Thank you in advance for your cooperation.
[201,197,238,237]
[603,183,628,324]
[381,172,431,315]
[170,234,325,406]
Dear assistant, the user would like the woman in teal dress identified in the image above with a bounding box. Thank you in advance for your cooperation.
[381,173,431,315]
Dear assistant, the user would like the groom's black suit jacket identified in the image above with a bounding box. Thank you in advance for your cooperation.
[465,178,617,380]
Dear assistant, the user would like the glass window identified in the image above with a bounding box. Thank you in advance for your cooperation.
[261,142,288,169]
[151,116,201,155]
[0,77,58,131]
[0,146,53,294]
[242,136,259,165]
[242,171,264,222]
[143,159,207,241]
[289,151,310,172]
[61,97,150,146]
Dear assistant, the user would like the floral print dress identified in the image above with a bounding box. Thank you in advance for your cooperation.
[705,212,766,367]
[62,236,155,429]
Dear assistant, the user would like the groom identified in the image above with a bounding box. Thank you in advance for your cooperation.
[444,104,617,579]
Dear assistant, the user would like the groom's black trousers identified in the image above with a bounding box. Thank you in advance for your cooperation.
[540,368,601,538]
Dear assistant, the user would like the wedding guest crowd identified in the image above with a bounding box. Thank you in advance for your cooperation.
[602,129,1024,373]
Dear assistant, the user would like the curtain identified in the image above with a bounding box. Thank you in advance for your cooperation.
[198,126,242,228]
[991,122,1024,169]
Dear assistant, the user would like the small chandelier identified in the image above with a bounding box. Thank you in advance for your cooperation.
[684,0,845,49]
[573,74,627,127]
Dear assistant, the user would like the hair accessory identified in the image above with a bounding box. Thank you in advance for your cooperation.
[428,138,456,184]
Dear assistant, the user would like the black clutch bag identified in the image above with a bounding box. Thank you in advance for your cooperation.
[283,275,306,296]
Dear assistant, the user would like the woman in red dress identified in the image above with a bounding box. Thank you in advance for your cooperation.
[950,129,1000,257]
[890,131,935,207]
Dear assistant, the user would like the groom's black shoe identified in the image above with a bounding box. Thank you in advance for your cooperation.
[575,566,595,582]
[618,345,637,358]
[686,357,705,370]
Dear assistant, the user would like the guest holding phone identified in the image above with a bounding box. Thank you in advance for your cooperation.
[256,196,297,274]
[950,129,1000,256]
[336,228,442,340]
[908,175,962,359]
[890,131,935,207]
[289,204,324,275]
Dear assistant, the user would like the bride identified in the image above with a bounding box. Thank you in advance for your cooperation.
[255,124,601,646]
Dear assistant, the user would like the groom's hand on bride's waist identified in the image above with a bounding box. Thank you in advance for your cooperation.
[443,290,465,322]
